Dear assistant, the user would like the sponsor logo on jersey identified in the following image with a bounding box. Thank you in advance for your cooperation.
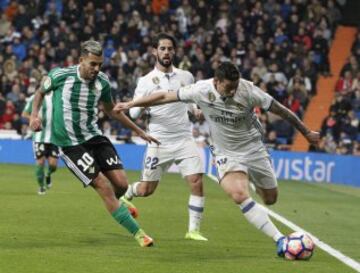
[152,77,160,84]
[94,80,102,94]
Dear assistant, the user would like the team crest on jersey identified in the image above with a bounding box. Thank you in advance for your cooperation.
[94,80,102,94]
[43,76,52,90]
[208,92,216,102]
[152,77,160,84]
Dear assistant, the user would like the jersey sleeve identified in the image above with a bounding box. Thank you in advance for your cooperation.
[23,96,34,114]
[133,77,149,99]
[177,84,201,104]
[40,69,59,94]
[249,84,274,111]
[99,78,113,104]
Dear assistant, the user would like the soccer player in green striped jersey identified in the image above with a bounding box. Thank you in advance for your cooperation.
[29,40,159,247]
[22,90,59,195]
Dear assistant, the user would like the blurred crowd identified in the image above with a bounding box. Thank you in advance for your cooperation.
[0,0,357,155]
[316,32,360,155]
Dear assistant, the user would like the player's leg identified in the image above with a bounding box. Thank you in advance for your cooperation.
[45,144,59,188]
[90,172,153,247]
[60,142,153,247]
[35,157,46,194]
[246,157,286,256]
[220,171,283,242]
[255,187,278,205]
[33,142,46,194]
[125,146,167,199]
[178,154,207,240]
[248,157,279,205]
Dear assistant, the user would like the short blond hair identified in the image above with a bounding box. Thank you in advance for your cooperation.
[80,40,103,56]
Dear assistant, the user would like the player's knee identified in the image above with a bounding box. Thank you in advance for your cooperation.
[229,191,248,204]
[187,174,203,191]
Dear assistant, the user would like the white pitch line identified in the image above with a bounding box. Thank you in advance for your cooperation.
[206,173,360,273]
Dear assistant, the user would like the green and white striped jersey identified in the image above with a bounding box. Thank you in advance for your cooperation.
[41,65,112,147]
[23,93,54,143]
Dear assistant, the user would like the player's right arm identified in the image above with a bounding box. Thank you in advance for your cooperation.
[21,95,34,120]
[29,90,45,132]
[114,91,179,112]
[114,82,201,112]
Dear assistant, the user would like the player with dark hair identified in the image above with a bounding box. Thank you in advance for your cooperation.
[124,33,207,241]
[115,61,320,255]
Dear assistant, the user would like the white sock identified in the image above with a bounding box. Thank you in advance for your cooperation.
[188,195,205,232]
[125,182,141,200]
[239,198,283,242]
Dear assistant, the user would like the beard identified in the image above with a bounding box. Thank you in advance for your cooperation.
[157,55,173,68]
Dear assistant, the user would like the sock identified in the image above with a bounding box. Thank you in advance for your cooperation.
[239,198,283,242]
[188,195,205,232]
[125,182,141,199]
[35,165,45,187]
[111,202,140,235]
[46,165,57,177]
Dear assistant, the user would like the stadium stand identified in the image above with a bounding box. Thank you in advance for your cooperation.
[314,30,360,155]
[0,0,357,154]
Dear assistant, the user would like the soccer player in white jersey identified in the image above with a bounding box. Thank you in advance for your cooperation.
[123,33,207,241]
[115,62,320,256]
[30,40,160,247]
[22,90,58,195]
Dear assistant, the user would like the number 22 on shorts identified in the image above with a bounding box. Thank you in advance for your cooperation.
[145,156,159,170]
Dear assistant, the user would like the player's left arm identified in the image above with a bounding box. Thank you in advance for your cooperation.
[102,102,160,145]
[268,100,320,145]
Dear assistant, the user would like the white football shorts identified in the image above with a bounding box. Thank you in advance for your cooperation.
[215,155,278,189]
[141,138,204,181]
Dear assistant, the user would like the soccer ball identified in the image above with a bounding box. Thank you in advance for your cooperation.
[283,232,315,260]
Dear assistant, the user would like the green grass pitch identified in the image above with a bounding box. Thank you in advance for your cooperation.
[0,164,359,273]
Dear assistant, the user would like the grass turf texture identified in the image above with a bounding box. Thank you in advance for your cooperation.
[0,164,359,273]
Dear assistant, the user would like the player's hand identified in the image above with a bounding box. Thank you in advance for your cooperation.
[138,131,161,145]
[305,131,320,146]
[29,117,42,132]
[114,102,133,112]
[193,108,204,120]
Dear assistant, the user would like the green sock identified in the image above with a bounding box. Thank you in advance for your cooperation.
[112,203,140,235]
[47,165,57,177]
[35,165,45,187]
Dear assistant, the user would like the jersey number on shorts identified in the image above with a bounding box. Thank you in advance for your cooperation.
[145,156,159,170]
[77,152,94,172]
[36,143,45,151]
[217,158,227,165]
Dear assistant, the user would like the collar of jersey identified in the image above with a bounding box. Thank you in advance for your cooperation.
[153,66,177,78]
[76,65,91,83]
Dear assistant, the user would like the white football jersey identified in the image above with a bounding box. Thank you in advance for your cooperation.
[177,78,274,159]
[132,67,194,145]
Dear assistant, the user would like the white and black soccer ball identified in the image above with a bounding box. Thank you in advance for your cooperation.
[283,232,315,260]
